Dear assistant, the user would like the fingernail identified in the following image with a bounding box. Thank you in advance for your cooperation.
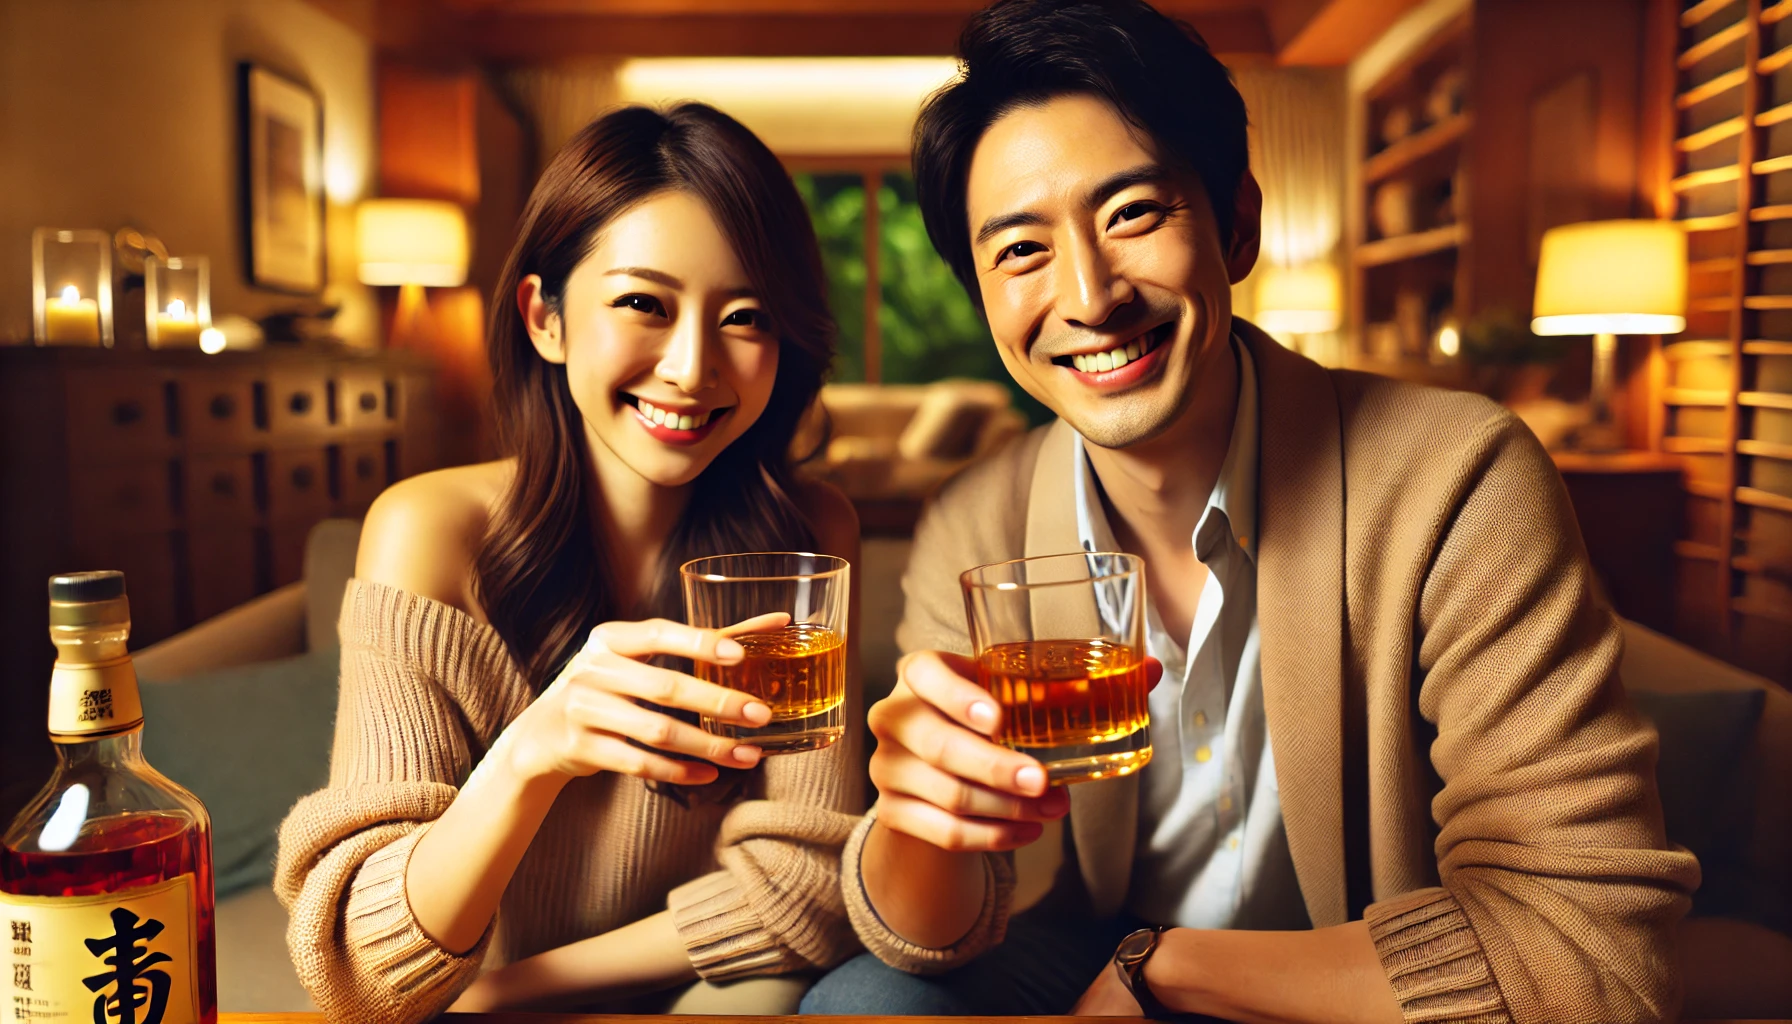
[744,702,772,725]
[1016,765,1046,793]
[717,638,744,661]
[968,701,998,730]
[732,745,762,765]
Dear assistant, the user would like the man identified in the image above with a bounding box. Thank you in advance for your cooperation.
[800,1,1699,1021]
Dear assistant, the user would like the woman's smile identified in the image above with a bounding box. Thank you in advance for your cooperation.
[623,393,733,446]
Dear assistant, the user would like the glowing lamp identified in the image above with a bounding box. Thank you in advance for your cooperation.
[1255,263,1342,336]
[356,199,469,287]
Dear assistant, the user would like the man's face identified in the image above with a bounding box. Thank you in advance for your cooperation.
[965,93,1258,448]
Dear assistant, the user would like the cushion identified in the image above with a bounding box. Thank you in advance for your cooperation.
[303,519,362,652]
[1631,688,1766,919]
[139,645,339,897]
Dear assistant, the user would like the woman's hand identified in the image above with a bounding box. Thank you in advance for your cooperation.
[500,614,785,787]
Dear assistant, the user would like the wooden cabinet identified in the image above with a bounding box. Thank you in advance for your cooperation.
[0,345,443,805]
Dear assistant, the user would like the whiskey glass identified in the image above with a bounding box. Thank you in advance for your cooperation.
[961,551,1151,784]
[681,553,849,754]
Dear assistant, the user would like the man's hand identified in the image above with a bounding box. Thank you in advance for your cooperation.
[1071,960,1141,1017]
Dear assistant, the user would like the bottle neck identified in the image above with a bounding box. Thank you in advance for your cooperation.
[54,727,147,770]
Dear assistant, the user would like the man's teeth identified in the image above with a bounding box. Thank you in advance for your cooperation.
[636,399,713,431]
[1071,333,1157,373]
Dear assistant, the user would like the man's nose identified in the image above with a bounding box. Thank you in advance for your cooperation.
[1054,232,1134,328]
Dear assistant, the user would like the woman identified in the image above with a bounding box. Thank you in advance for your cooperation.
[274,103,864,1022]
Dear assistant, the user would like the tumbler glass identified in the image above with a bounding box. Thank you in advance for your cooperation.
[681,552,849,754]
[961,551,1150,784]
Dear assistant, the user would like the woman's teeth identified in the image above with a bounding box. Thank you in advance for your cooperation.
[636,399,714,431]
[1071,330,1162,373]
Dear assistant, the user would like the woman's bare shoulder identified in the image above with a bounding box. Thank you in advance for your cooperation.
[356,460,515,616]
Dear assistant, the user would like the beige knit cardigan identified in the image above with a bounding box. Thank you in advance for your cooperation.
[275,580,864,1023]
[841,321,1701,1024]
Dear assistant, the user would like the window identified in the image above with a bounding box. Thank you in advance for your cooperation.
[792,161,1051,424]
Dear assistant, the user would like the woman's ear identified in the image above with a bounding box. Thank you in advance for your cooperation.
[518,274,566,364]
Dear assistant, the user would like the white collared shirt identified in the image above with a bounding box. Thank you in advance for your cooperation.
[1072,338,1308,930]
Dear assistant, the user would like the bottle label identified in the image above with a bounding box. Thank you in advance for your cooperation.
[46,657,143,739]
[1,874,198,1024]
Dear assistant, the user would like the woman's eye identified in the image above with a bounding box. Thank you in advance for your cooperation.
[613,294,666,317]
[722,309,766,330]
[997,240,1045,266]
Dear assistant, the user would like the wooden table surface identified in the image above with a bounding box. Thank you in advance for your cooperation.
[216,1015,1789,1023]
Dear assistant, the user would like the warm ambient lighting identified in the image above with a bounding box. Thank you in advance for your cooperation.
[356,199,469,287]
[1532,220,1687,451]
[199,328,226,355]
[1254,263,1342,335]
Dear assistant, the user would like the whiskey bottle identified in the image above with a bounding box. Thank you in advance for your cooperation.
[2,571,217,1024]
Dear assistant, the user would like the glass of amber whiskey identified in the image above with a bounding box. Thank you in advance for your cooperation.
[961,552,1151,784]
[681,552,850,754]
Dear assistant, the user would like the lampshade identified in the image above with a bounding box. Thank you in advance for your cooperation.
[1254,263,1342,335]
[1531,220,1686,336]
[356,199,469,287]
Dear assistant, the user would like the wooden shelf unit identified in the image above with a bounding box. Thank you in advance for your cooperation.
[1655,0,1792,684]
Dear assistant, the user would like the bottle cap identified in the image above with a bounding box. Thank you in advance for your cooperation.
[47,571,130,631]
[49,570,127,603]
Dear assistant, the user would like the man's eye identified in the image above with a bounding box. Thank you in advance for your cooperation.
[722,309,766,330]
[1111,202,1159,226]
[613,294,666,316]
[998,240,1046,265]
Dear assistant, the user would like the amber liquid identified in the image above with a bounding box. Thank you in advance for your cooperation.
[977,639,1149,747]
[698,623,845,720]
[2,811,217,1024]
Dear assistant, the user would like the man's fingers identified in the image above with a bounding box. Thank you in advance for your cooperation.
[591,618,747,665]
[575,658,772,726]
[571,691,762,767]
[899,650,1003,736]
[875,794,1047,853]
[871,750,1068,822]
[874,696,1048,797]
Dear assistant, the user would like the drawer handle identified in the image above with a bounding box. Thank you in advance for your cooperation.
[291,466,315,491]
[289,392,313,416]
[209,395,236,420]
[210,473,236,497]
[354,455,378,479]
[111,401,144,427]
[359,392,379,413]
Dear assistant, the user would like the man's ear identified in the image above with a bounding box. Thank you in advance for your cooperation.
[517,274,565,364]
[1224,170,1264,286]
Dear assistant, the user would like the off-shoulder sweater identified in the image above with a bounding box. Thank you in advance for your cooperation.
[274,580,863,1023]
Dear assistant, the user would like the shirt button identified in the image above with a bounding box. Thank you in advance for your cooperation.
[1194,746,1212,763]
[1193,712,1208,727]
[1228,836,1240,850]
[1218,794,1233,812]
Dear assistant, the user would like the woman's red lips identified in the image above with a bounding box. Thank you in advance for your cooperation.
[630,402,728,446]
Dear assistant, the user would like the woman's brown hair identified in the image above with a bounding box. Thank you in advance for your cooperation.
[476,103,835,689]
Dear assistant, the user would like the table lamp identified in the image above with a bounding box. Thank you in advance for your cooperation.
[1532,220,1686,451]
[356,198,469,347]
[1255,262,1342,337]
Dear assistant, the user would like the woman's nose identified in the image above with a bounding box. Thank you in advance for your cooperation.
[655,312,712,393]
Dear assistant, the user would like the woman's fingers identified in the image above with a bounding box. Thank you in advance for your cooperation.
[570,691,761,767]
[590,618,746,665]
[718,611,792,638]
[575,732,723,786]
[873,793,1047,853]
[572,657,772,726]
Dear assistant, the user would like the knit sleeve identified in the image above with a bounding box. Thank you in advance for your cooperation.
[1379,413,1700,1024]
[274,580,525,1024]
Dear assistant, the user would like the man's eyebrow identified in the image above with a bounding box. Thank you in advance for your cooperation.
[972,164,1172,248]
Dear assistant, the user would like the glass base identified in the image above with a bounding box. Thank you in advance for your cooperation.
[1015,728,1152,785]
[705,701,843,755]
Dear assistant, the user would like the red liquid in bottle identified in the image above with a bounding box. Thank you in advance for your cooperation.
[2,812,217,1024]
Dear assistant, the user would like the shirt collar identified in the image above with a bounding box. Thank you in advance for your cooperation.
[1072,334,1260,565]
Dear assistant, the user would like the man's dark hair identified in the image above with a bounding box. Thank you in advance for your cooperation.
[913,0,1249,305]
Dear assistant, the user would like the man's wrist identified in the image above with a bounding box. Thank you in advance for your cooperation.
[1141,926,1205,1015]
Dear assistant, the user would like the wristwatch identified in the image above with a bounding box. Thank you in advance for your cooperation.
[1114,925,1175,1020]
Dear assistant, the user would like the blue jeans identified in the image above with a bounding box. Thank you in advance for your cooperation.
[800,910,1138,1015]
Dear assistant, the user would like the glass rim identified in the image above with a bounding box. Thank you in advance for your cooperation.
[679,551,850,583]
[959,550,1143,591]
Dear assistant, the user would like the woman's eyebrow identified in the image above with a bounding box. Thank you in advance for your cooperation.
[605,266,756,299]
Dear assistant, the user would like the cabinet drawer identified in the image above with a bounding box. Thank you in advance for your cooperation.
[180,371,258,449]
[185,455,259,524]
[339,441,389,512]
[268,373,330,436]
[65,373,171,460]
[71,463,175,539]
[337,372,389,430]
[187,528,260,623]
[266,448,333,522]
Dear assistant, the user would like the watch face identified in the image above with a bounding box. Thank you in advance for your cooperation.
[1116,927,1158,964]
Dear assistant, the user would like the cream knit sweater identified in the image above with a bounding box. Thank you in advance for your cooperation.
[274,580,864,1023]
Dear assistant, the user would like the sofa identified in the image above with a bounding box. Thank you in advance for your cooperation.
[133,519,1792,1016]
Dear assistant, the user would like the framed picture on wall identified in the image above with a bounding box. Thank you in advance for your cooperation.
[240,63,324,294]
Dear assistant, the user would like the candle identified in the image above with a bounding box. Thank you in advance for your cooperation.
[153,298,201,347]
[44,285,100,345]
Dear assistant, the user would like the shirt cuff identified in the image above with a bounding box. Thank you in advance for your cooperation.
[340,827,493,1016]
[839,807,1015,975]
[1363,887,1513,1024]
[668,869,807,980]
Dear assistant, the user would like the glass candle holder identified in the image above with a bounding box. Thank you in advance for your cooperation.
[145,255,211,349]
[32,228,112,347]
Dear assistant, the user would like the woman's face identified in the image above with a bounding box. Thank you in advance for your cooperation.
[528,190,780,489]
